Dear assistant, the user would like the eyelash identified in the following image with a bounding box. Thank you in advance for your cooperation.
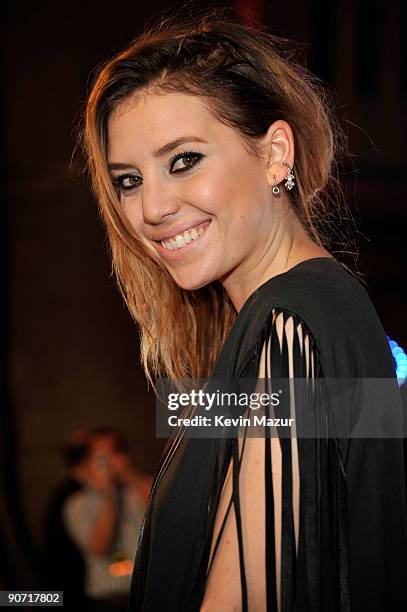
[112,150,204,194]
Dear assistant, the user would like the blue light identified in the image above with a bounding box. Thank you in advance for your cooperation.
[387,335,407,386]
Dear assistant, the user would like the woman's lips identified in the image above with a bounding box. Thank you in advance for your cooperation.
[154,220,211,243]
[153,220,212,261]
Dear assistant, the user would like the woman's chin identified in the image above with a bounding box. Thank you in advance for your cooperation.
[170,272,215,292]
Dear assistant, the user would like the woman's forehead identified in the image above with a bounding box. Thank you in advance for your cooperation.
[109,91,213,130]
[107,92,236,163]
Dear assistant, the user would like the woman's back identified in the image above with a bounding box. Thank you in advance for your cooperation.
[130,257,407,611]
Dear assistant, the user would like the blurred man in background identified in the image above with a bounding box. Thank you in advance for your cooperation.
[62,427,150,611]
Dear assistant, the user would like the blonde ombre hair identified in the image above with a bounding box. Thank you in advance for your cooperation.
[81,9,352,394]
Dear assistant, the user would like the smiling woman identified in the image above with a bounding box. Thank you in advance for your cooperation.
[81,7,407,612]
[105,88,316,297]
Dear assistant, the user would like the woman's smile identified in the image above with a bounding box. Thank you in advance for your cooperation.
[153,219,212,261]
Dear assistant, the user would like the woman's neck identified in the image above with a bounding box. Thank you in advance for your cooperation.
[221,207,332,313]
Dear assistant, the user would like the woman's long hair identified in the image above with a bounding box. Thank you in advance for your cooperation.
[80,8,353,393]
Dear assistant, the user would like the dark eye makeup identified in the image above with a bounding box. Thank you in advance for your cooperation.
[111,150,204,194]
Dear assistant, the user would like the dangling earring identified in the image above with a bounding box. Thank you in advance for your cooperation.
[272,174,280,196]
[271,161,295,196]
[282,160,295,190]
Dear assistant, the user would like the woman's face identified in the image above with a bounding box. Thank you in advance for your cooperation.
[107,92,283,293]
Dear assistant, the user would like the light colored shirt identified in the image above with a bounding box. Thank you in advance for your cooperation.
[63,483,145,598]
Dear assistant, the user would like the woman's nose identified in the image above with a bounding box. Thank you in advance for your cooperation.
[141,178,181,224]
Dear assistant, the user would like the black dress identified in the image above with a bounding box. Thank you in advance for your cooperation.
[128,257,407,612]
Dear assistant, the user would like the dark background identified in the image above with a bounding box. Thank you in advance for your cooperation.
[1,0,405,588]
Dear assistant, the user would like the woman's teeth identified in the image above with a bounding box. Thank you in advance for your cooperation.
[161,225,207,250]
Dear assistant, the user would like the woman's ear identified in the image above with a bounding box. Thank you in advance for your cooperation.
[259,120,295,188]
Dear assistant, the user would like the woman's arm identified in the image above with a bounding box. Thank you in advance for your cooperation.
[200,310,314,611]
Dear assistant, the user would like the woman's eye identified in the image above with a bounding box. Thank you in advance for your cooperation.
[170,151,203,173]
[114,174,141,192]
[112,151,203,195]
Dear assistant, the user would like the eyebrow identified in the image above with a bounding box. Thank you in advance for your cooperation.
[108,135,208,171]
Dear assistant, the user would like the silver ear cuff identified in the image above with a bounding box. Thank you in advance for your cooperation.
[272,160,295,196]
